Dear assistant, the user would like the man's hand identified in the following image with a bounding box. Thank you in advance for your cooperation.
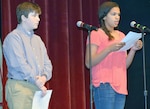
[35,75,47,88]
[40,86,47,97]
[35,75,47,96]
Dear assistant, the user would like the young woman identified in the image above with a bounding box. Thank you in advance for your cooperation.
[85,1,142,109]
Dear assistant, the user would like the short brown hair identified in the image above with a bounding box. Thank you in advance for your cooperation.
[16,2,41,24]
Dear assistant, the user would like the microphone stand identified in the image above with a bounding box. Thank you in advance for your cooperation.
[140,30,148,109]
[77,23,98,109]
[87,29,93,109]
[83,24,97,109]
[87,27,97,109]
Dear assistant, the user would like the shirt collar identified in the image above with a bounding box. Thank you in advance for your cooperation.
[17,24,34,37]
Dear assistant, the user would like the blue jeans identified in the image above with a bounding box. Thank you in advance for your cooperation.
[93,83,126,109]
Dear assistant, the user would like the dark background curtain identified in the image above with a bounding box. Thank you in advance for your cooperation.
[1,0,108,109]
[0,1,3,109]
[1,0,150,109]
[112,0,150,109]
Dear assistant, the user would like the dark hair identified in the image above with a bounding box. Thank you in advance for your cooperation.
[16,2,41,24]
[98,1,119,40]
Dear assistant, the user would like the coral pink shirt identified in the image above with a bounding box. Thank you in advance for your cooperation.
[87,29,127,95]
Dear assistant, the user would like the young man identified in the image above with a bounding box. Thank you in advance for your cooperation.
[3,2,53,109]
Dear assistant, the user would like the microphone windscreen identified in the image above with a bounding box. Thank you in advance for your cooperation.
[76,21,82,27]
[130,21,136,27]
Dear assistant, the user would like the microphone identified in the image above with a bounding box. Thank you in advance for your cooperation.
[130,21,150,32]
[76,21,98,31]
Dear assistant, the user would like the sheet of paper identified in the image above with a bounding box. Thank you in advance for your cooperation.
[119,31,142,51]
[32,90,52,109]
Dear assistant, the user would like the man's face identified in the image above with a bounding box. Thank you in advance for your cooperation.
[23,11,40,30]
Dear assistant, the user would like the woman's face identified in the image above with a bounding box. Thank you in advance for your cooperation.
[103,7,120,29]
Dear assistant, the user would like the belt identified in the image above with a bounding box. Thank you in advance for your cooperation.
[10,78,27,81]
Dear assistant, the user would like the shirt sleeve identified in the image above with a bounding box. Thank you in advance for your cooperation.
[86,29,104,47]
[40,39,53,81]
